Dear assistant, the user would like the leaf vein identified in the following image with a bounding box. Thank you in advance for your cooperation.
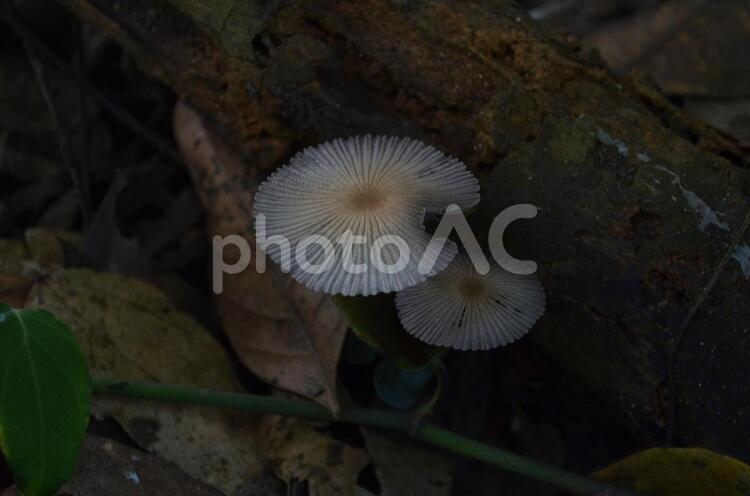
[13,309,46,492]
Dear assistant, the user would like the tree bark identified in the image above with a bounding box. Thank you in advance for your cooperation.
[60,0,750,460]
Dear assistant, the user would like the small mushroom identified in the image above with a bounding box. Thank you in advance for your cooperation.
[395,254,545,350]
[254,135,479,295]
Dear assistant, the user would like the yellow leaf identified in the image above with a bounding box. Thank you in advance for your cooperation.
[593,447,750,496]
[28,268,266,494]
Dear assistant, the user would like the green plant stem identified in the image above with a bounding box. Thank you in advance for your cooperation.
[91,378,637,496]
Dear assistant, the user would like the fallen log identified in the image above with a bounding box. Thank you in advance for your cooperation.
[60,0,750,460]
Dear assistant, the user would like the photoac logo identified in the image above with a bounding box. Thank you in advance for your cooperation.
[209,135,546,351]
[212,203,538,294]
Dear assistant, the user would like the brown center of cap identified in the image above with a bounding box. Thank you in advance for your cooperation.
[457,276,487,301]
[346,187,388,212]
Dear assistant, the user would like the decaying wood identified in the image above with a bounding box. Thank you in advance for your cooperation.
[59,0,750,460]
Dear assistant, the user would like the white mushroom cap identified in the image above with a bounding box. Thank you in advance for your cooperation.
[395,254,545,350]
[254,135,480,296]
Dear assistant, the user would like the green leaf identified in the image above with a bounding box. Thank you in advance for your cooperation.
[334,294,444,370]
[593,447,750,496]
[0,301,91,496]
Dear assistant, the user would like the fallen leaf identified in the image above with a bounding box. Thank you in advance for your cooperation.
[259,415,369,496]
[137,187,203,257]
[82,174,144,274]
[24,228,82,273]
[0,240,28,272]
[593,447,750,496]
[584,0,750,146]
[684,100,750,147]
[362,429,454,496]
[0,229,83,307]
[0,239,32,307]
[27,268,266,494]
[173,102,346,411]
[586,0,750,98]
[37,189,80,230]
[60,435,225,496]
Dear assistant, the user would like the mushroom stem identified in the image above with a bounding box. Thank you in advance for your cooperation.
[92,377,638,496]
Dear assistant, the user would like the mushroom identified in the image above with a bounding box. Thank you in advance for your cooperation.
[395,253,545,350]
[254,135,480,296]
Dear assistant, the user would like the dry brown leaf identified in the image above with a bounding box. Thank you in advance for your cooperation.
[59,435,225,496]
[24,228,82,273]
[173,102,346,411]
[362,429,454,496]
[27,268,266,494]
[586,0,750,98]
[0,229,80,306]
[0,239,27,271]
[584,1,750,146]
[684,100,750,147]
[0,238,32,307]
[259,415,369,496]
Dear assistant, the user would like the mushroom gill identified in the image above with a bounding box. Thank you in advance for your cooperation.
[253,135,480,296]
[395,254,545,350]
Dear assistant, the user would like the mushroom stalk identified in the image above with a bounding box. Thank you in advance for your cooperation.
[92,378,638,496]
